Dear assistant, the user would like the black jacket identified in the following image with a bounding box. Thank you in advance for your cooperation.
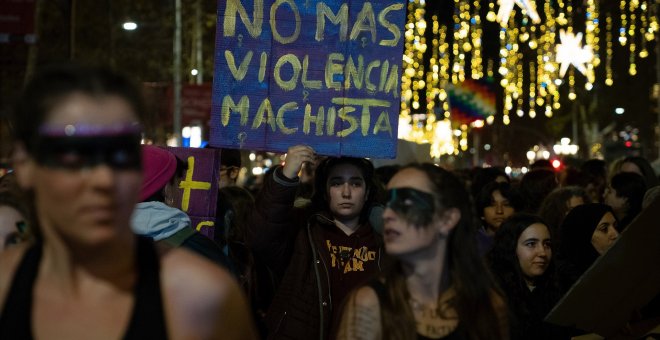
[248,167,384,340]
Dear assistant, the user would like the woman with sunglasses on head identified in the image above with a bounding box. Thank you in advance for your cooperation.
[0,64,256,340]
[487,214,569,340]
[337,164,508,340]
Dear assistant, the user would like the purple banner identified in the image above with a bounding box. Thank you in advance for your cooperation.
[210,0,406,159]
[167,147,220,239]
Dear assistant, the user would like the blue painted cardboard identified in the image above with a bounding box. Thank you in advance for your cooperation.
[210,0,406,158]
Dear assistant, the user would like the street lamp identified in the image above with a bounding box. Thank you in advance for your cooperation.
[553,137,579,155]
[122,21,138,31]
[526,150,536,164]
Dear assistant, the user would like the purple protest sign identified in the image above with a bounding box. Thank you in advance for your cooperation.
[166,147,220,239]
[210,0,406,159]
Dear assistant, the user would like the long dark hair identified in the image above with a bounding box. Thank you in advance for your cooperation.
[610,172,646,231]
[555,203,614,292]
[487,214,559,317]
[380,163,508,340]
[488,214,555,288]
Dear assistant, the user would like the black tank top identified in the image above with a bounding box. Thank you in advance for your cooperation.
[0,236,168,339]
[367,280,465,340]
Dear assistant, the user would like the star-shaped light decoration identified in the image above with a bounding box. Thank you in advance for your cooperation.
[556,29,594,78]
[497,0,541,27]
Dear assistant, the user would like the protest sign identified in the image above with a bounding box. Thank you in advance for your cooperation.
[210,0,406,158]
[167,147,221,239]
[545,197,660,337]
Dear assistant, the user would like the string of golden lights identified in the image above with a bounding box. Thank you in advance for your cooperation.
[398,0,658,158]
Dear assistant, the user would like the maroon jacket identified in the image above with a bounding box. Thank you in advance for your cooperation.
[247,167,384,340]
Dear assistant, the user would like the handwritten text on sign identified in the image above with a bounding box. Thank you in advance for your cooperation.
[210,0,406,158]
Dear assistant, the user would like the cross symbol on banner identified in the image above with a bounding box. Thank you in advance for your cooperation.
[179,156,211,212]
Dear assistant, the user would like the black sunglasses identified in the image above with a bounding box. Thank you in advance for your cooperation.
[35,124,142,170]
[386,188,436,227]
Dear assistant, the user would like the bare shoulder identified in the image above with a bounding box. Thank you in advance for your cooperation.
[160,247,234,296]
[160,247,237,316]
[159,248,257,340]
[336,286,382,340]
[0,243,31,313]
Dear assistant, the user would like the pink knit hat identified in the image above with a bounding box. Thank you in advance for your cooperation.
[140,145,177,201]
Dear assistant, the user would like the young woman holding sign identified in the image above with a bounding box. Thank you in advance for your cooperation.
[248,144,385,340]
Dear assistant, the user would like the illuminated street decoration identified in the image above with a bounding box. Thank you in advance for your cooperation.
[496,0,541,26]
[556,29,594,80]
[398,0,657,158]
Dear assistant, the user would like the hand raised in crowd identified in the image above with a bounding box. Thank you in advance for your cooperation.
[282,145,315,180]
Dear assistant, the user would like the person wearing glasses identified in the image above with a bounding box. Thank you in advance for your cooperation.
[337,164,509,340]
[0,64,256,339]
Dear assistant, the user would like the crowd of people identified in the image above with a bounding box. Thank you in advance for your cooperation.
[1,64,659,339]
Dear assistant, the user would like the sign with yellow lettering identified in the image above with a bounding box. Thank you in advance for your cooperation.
[167,147,220,239]
[211,0,406,158]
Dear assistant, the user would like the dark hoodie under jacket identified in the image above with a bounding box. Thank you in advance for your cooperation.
[247,166,384,340]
